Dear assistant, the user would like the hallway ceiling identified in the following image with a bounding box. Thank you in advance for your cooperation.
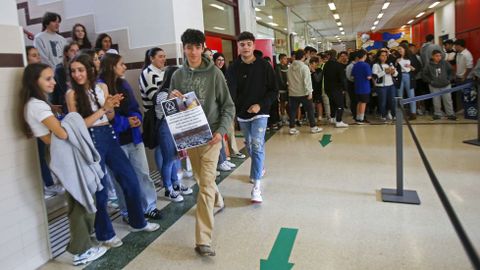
[258,0,448,42]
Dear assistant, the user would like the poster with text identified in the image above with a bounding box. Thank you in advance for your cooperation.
[161,92,212,151]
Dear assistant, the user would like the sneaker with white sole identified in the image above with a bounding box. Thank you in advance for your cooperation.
[335,121,349,128]
[310,126,323,133]
[251,186,263,203]
[73,246,108,266]
[289,128,299,135]
[217,162,231,171]
[387,112,393,120]
[173,183,193,195]
[216,171,220,177]
[231,152,246,159]
[45,184,65,195]
[329,118,336,124]
[224,160,236,168]
[165,189,184,202]
[101,235,123,248]
[183,170,193,178]
[131,222,160,232]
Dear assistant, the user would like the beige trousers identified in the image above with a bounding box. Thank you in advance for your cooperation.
[187,142,223,246]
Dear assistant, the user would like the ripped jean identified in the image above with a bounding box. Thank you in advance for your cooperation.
[238,117,268,181]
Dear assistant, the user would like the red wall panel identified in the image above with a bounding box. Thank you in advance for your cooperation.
[412,14,434,45]
[455,0,480,61]
[205,35,223,53]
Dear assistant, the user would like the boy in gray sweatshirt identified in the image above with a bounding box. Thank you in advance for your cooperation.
[422,50,456,120]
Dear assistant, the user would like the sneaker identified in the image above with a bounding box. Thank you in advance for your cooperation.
[214,198,225,216]
[289,128,299,135]
[356,119,366,125]
[251,186,263,203]
[216,171,220,177]
[131,222,160,232]
[73,246,108,266]
[231,152,246,159]
[217,162,231,171]
[121,216,129,224]
[317,116,323,121]
[335,121,349,128]
[387,113,393,120]
[380,117,387,122]
[310,126,323,133]
[295,120,301,126]
[195,245,216,256]
[173,183,193,195]
[45,184,65,195]
[329,118,336,124]
[183,170,193,178]
[165,189,184,202]
[432,115,441,120]
[447,115,457,121]
[101,236,123,248]
[145,209,163,220]
[224,160,236,168]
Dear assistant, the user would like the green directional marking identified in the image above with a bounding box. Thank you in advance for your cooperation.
[260,228,298,270]
[319,134,332,147]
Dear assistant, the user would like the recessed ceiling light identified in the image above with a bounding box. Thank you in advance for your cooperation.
[371,26,376,30]
[256,17,262,20]
[407,19,414,24]
[255,8,261,12]
[339,27,344,31]
[416,12,425,18]
[374,20,379,25]
[312,37,317,40]
[337,22,342,26]
[429,1,440,8]
[335,35,339,38]
[209,4,224,11]
[401,25,407,28]
[292,32,298,35]
[377,13,384,19]
[268,22,279,26]
[328,2,336,11]
[382,2,390,10]
[284,28,288,31]
[268,15,273,19]
[213,26,225,31]
[333,14,340,20]
[341,31,345,35]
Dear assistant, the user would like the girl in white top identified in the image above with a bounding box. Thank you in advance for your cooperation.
[21,63,107,265]
[396,45,417,118]
[372,50,399,120]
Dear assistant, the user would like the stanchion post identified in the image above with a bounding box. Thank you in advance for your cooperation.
[463,83,480,146]
[380,97,421,204]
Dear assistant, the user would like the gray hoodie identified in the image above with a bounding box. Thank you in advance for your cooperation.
[422,60,454,88]
[287,60,313,97]
[170,55,235,136]
[50,112,104,213]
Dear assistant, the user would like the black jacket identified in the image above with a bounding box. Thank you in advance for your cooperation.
[226,58,278,119]
[323,59,348,93]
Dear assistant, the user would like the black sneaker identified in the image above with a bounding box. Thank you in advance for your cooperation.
[122,216,129,225]
[432,115,441,120]
[145,209,163,220]
[173,184,193,195]
[447,115,457,121]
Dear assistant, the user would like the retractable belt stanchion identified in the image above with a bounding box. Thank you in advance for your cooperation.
[463,81,480,146]
[380,97,421,204]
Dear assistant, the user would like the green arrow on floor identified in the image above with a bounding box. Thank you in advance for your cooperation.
[319,134,332,147]
[260,228,298,270]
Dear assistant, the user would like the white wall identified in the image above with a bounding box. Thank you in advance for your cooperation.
[0,0,20,26]
[434,0,455,41]
[238,0,257,33]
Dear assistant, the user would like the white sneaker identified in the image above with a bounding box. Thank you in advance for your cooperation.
[317,116,323,121]
[131,222,160,232]
[387,112,393,120]
[335,121,349,128]
[251,186,263,203]
[183,170,193,178]
[289,128,299,135]
[224,160,236,168]
[73,246,108,266]
[217,162,231,171]
[329,118,336,124]
[216,171,220,177]
[101,235,123,248]
[173,183,193,195]
[231,152,246,159]
[165,189,184,202]
[310,126,323,133]
[45,184,65,195]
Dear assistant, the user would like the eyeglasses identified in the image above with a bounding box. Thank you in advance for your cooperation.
[217,58,225,62]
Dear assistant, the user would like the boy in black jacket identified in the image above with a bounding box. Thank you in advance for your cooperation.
[226,31,278,203]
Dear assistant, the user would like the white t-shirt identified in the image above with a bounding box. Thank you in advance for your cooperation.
[67,85,108,126]
[25,98,54,137]
[456,49,474,78]
[398,58,411,73]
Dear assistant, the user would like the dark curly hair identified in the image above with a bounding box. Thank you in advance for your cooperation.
[237,31,255,42]
[69,54,100,118]
[181,29,205,46]
[41,12,61,31]
[95,33,112,51]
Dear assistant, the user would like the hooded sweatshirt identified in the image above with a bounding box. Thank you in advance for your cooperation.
[287,60,313,97]
[422,59,453,88]
[170,55,234,136]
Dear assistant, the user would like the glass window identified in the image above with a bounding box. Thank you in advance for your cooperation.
[203,0,236,36]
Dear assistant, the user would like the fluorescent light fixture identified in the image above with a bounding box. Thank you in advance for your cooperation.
[209,4,224,11]
[407,19,414,24]
[382,2,390,10]
[377,13,384,19]
[371,26,376,30]
[328,2,336,10]
[213,26,225,31]
[255,8,261,12]
[429,1,440,8]
[284,28,288,31]
[268,22,279,26]
[339,27,344,31]
[268,15,273,19]
[374,20,379,25]
[416,11,425,18]
[337,22,342,26]
[312,37,317,40]
[335,35,339,38]
[256,16,262,20]
[333,14,340,20]
[292,32,298,35]
[341,31,345,35]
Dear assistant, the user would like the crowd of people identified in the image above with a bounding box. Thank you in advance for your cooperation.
[20,11,480,266]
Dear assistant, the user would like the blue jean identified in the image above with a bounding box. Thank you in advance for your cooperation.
[218,140,227,165]
[89,125,146,240]
[37,139,54,187]
[398,73,416,114]
[238,117,268,180]
[377,85,397,118]
[157,119,179,189]
[114,142,158,216]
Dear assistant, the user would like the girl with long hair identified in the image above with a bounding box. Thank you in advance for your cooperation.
[65,54,159,248]
[95,33,112,52]
[397,44,418,120]
[71,23,92,49]
[98,53,163,219]
[53,41,79,112]
[21,63,107,265]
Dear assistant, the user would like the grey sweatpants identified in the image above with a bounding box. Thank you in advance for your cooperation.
[429,84,455,116]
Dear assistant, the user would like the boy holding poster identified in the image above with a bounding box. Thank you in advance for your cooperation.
[169,29,235,257]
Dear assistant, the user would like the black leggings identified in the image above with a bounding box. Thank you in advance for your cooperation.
[327,90,345,122]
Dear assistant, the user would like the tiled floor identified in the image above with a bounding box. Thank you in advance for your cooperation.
[40,120,480,270]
